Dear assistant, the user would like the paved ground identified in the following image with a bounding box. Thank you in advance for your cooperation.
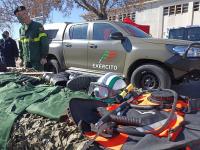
[172,81,200,98]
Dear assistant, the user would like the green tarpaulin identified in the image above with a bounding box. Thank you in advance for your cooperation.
[0,73,90,149]
[26,88,90,119]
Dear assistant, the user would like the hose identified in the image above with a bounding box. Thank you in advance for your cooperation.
[109,114,143,126]
[130,104,157,110]
[110,89,178,136]
[96,88,178,137]
[145,89,178,135]
[112,89,178,135]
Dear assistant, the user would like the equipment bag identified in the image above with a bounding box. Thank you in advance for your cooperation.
[69,88,200,150]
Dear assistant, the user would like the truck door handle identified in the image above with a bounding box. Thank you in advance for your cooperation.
[89,44,97,49]
[65,43,72,48]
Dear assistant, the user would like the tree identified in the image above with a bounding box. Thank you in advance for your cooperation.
[0,0,61,29]
[0,0,149,30]
[60,0,146,20]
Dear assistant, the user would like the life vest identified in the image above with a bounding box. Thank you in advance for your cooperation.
[69,86,200,150]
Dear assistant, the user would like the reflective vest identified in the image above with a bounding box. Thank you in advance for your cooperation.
[19,21,49,63]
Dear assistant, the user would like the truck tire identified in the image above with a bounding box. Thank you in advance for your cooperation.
[131,64,171,90]
[44,59,60,73]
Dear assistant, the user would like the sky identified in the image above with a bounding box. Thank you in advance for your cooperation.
[8,7,85,39]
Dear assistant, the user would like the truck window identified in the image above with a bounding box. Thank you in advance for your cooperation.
[168,27,200,41]
[45,29,58,40]
[115,22,150,38]
[168,28,186,40]
[187,27,200,41]
[93,23,118,40]
[69,24,88,39]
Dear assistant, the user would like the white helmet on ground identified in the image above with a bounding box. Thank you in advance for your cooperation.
[88,72,127,99]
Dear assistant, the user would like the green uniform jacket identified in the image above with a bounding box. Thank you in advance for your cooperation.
[19,21,49,70]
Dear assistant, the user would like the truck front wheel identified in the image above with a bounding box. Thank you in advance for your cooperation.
[44,59,60,73]
[131,64,171,90]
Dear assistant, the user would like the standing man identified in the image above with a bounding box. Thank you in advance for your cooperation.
[0,38,5,65]
[0,31,19,67]
[14,6,49,71]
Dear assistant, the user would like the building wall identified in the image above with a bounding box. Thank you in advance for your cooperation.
[135,2,164,38]
[83,0,200,38]
[135,0,200,38]
[193,9,200,24]
[161,1,197,38]
[107,0,200,38]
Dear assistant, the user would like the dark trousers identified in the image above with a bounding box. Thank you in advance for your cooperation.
[5,59,16,67]
[25,62,43,71]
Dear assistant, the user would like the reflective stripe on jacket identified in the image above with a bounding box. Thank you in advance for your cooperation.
[19,21,49,63]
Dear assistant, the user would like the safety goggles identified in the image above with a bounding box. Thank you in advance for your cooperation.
[88,82,121,99]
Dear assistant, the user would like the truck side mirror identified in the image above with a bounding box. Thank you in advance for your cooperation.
[110,32,125,40]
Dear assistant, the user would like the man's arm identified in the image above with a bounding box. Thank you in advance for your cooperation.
[38,24,49,58]
[19,40,23,58]
[11,39,19,58]
[18,28,24,62]
[0,39,4,49]
[16,28,24,67]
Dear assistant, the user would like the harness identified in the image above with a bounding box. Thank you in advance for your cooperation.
[70,84,200,150]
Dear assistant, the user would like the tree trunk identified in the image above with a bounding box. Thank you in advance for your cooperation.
[97,13,107,20]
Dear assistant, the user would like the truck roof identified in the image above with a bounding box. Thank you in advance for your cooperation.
[44,22,71,29]
[43,21,118,41]
[44,23,71,41]
[170,26,200,30]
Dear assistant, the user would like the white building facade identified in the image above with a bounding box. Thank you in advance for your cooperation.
[106,0,200,38]
[137,0,200,38]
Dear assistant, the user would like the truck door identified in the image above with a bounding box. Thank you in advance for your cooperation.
[63,23,88,69]
[88,22,126,73]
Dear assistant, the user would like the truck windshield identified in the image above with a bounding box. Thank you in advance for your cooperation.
[168,27,200,41]
[168,28,186,40]
[115,22,151,38]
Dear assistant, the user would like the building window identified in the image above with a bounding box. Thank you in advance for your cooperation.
[176,5,182,14]
[193,2,199,11]
[112,15,116,21]
[127,13,130,18]
[169,5,175,15]
[163,7,169,16]
[108,16,112,21]
[131,12,136,21]
[182,3,189,13]
[119,14,123,21]
[123,14,127,19]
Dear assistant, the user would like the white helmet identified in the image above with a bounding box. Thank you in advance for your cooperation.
[88,72,126,99]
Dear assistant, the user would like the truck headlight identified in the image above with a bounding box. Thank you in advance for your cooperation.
[166,44,187,56]
[187,47,200,57]
[166,44,200,57]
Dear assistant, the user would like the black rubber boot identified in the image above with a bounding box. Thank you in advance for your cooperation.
[67,75,99,91]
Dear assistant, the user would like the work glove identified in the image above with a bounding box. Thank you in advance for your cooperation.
[40,58,47,65]
[16,58,23,68]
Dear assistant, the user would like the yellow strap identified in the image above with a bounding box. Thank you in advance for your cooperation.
[19,38,24,42]
[33,33,47,42]
[20,33,47,43]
